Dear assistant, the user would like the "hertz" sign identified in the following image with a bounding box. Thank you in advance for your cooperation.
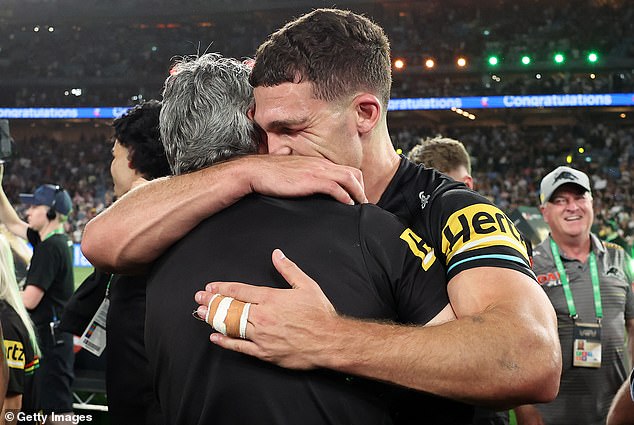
[441,204,529,263]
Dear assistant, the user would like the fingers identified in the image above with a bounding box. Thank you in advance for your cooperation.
[210,332,261,356]
[271,249,320,291]
[202,281,270,304]
[311,163,367,205]
[194,305,255,339]
[252,156,368,205]
[329,166,367,205]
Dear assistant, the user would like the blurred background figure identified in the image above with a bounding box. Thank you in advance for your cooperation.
[0,224,32,287]
[408,136,474,189]
[515,165,634,425]
[0,174,75,423]
[0,234,41,419]
[62,100,169,425]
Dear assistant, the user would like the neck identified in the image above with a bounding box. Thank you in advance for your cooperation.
[39,220,62,240]
[552,233,592,262]
[361,127,401,204]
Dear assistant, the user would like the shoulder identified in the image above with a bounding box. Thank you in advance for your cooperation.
[603,240,625,252]
[0,302,25,337]
[0,299,13,320]
[40,233,72,251]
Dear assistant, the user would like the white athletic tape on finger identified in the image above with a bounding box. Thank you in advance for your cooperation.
[239,302,251,339]
[205,294,220,324]
[213,296,234,335]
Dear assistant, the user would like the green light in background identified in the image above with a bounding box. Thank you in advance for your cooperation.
[488,56,499,66]
[521,55,531,65]
[554,53,565,64]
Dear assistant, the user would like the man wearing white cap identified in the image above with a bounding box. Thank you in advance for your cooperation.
[0,170,75,422]
[515,165,634,425]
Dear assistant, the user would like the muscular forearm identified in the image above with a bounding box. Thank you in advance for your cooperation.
[315,306,560,407]
[82,158,251,273]
[82,155,365,274]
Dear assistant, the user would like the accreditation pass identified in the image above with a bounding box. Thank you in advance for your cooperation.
[78,298,110,356]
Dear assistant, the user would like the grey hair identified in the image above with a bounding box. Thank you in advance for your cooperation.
[160,53,259,175]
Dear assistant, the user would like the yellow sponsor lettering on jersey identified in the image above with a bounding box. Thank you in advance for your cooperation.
[400,228,436,271]
[4,340,25,370]
[441,204,528,263]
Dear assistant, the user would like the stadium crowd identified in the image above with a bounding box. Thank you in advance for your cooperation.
[1,122,632,251]
[1,0,632,106]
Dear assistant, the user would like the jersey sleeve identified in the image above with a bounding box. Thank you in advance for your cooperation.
[26,239,59,292]
[2,315,26,395]
[428,188,535,281]
[359,204,449,325]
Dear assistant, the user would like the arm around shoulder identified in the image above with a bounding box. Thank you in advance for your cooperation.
[81,155,366,273]
[81,158,254,273]
[314,267,561,407]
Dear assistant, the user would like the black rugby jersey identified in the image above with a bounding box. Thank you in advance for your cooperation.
[1,300,40,421]
[378,157,534,425]
[146,194,449,425]
[379,157,534,281]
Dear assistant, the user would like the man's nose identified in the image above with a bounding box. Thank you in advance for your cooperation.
[266,136,292,156]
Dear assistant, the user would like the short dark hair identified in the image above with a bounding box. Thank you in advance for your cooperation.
[408,137,472,174]
[249,8,392,109]
[113,100,171,180]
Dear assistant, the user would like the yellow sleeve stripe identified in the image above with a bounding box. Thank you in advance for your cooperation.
[447,234,529,263]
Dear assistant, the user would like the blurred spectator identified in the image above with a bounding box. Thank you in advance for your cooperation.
[0,0,632,106]
[515,165,634,425]
[407,136,474,189]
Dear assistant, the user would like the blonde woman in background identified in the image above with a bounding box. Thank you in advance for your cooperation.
[0,234,40,423]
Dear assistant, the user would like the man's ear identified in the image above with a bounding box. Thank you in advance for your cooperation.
[353,93,382,134]
[463,175,474,190]
[539,205,550,224]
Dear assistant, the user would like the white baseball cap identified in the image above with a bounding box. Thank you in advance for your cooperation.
[539,166,591,205]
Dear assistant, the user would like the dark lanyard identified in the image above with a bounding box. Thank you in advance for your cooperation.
[549,238,602,323]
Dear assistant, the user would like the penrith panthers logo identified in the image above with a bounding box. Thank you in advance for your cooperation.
[553,171,579,183]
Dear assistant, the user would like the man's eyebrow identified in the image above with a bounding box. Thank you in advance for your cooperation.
[267,118,307,130]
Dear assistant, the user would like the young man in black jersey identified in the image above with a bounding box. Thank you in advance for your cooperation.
[83,8,561,422]
[0,173,74,421]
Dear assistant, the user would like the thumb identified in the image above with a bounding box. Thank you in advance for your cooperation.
[272,248,313,290]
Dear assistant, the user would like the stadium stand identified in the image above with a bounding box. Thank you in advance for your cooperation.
[0,0,632,105]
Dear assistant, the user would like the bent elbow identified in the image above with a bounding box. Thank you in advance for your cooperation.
[524,336,562,403]
[530,365,561,403]
[81,220,120,272]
